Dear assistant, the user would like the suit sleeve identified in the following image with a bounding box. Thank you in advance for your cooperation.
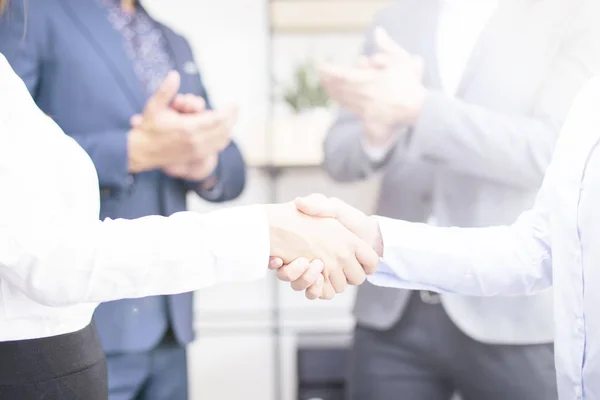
[408,3,600,188]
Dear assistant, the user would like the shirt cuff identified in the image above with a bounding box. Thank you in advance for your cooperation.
[361,136,398,163]
[372,215,460,293]
[367,262,447,292]
[203,204,270,283]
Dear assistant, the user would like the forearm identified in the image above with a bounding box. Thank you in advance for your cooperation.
[369,209,553,296]
[0,206,269,307]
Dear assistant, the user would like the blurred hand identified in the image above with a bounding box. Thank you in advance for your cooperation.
[319,27,426,146]
[264,202,379,298]
[127,71,235,175]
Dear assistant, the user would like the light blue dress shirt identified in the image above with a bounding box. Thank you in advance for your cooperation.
[367,78,600,400]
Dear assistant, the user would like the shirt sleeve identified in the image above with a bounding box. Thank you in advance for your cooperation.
[0,206,270,307]
[368,148,555,295]
[368,207,553,296]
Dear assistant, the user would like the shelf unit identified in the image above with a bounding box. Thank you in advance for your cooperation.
[271,0,392,32]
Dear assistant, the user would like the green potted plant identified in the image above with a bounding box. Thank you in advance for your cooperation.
[283,60,331,113]
[270,60,334,165]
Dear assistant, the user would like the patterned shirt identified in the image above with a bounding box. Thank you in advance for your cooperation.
[97,0,174,95]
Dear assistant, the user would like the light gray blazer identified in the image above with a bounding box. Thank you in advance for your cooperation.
[324,0,600,343]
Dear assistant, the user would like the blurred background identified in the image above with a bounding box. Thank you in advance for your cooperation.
[143,1,385,399]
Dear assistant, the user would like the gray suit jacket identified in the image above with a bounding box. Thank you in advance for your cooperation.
[324,0,600,344]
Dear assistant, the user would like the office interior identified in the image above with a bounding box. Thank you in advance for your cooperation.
[140,1,387,399]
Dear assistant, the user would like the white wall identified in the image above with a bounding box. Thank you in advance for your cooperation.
[143,1,376,398]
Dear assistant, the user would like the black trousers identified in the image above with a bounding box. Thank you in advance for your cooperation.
[0,323,108,400]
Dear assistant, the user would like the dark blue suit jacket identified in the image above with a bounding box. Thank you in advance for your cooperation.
[0,0,246,353]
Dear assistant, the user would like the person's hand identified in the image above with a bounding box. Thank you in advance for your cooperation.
[268,257,325,300]
[132,92,226,182]
[270,195,383,300]
[295,194,384,258]
[264,202,379,298]
[319,27,426,146]
[127,71,234,174]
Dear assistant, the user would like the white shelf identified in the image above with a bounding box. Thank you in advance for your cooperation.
[271,0,392,32]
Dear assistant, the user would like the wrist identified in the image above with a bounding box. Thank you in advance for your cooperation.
[265,203,287,259]
[370,216,384,258]
[127,128,156,173]
[363,117,399,147]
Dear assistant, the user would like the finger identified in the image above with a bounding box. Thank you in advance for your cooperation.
[319,64,372,85]
[339,252,365,287]
[130,114,143,127]
[180,111,222,135]
[328,267,348,294]
[183,94,206,113]
[294,193,338,218]
[171,95,190,113]
[369,52,392,69]
[276,258,310,282]
[172,94,206,114]
[268,257,284,270]
[355,241,380,276]
[305,274,324,300]
[373,27,411,60]
[328,197,368,237]
[196,126,232,154]
[319,282,336,300]
[145,70,181,115]
[291,259,324,291]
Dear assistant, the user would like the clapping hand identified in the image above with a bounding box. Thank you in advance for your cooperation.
[128,71,235,182]
[318,27,426,146]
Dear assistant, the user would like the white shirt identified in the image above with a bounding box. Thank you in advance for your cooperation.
[368,77,600,400]
[0,55,270,342]
[362,0,498,159]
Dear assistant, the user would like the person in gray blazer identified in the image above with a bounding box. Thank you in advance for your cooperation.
[320,0,600,399]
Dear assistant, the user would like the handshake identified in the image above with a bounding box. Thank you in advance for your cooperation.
[264,194,383,300]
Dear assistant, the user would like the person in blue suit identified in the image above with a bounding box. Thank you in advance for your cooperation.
[0,0,246,398]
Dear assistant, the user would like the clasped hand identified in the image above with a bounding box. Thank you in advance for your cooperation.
[128,71,236,181]
[265,194,383,300]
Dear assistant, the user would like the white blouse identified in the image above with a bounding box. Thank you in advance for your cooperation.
[0,54,270,342]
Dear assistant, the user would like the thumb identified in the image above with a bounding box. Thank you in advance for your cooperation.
[373,27,410,60]
[294,193,338,218]
[145,70,181,115]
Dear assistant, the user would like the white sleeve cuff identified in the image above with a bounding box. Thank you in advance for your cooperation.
[361,136,398,162]
[203,205,271,283]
